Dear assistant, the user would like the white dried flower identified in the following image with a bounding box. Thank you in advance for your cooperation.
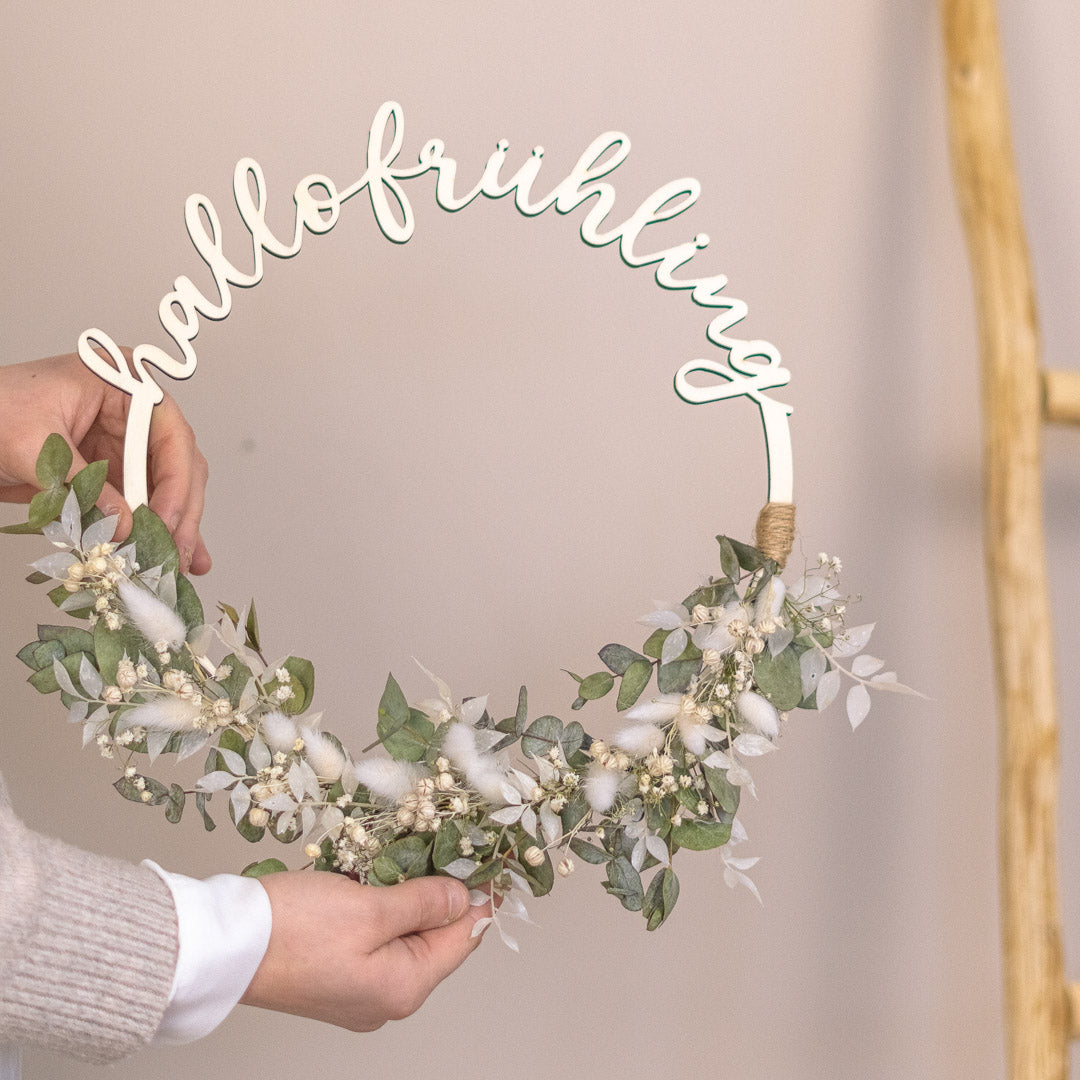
[260,711,299,755]
[304,843,322,859]
[584,763,621,813]
[162,670,185,691]
[523,846,545,867]
[354,758,429,804]
[116,660,138,691]
[248,808,270,827]
[441,721,508,805]
[557,857,575,877]
[436,772,455,792]
[274,667,291,683]
[613,723,666,758]
[300,727,345,781]
[735,690,780,739]
[212,698,232,719]
[396,807,417,828]
[116,578,186,651]
[102,685,123,705]
[122,696,202,732]
[274,685,295,702]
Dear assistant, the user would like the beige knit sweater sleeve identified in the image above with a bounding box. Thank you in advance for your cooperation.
[0,773,179,1063]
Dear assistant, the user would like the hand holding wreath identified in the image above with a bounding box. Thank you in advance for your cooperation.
[0,353,211,576]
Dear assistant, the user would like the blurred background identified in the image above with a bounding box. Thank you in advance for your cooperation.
[1,2,1078,1077]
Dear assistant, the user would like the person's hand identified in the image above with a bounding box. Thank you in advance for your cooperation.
[241,871,489,1031]
[0,353,210,574]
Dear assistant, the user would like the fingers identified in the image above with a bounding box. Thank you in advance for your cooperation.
[145,394,211,575]
[365,877,470,944]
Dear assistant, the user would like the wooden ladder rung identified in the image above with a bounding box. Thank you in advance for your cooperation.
[1043,370,1080,425]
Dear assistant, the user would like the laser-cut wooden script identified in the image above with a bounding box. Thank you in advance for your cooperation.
[78,101,792,509]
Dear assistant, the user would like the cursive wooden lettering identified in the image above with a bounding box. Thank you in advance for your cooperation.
[79,101,792,509]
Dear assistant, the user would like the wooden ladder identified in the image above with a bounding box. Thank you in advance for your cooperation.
[942,2,1080,1076]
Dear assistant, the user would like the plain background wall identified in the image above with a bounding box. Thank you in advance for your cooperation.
[1,2,1078,1077]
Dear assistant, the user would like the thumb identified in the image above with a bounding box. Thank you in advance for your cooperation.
[366,877,470,944]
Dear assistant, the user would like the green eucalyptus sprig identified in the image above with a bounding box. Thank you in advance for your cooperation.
[5,436,914,945]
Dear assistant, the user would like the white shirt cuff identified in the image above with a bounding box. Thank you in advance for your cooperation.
[142,861,273,1045]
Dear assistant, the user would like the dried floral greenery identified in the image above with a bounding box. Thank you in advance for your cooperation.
[4,436,913,945]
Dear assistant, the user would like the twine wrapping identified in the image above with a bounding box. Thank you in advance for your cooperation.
[754,501,796,569]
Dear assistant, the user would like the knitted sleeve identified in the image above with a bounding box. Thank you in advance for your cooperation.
[0,776,179,1063]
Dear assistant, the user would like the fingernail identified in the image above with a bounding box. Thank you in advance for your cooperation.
[179,548,192,575]
[444,882,467,925]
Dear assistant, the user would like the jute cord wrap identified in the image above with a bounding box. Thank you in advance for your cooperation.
[754,501,796,569]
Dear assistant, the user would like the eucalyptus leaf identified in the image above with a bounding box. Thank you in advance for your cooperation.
[38,624,95,656]
[671,818,732,851]
[165,784,186,824]
[718,536,740,581]
[657,659,699,694]
[598,643,647,676]
[569,837,609,865]
[384,835,433,879]
[35,434,72,489]
[602,855,644,911]
[378,706,435,762]
[195,792,216,832]
[617,657,653,711]
[433,820,463,870]
[578,671,614,700]
[129,504,179,576]
[30,640,66,671]
[704,765,741,814]
[265,656,315,715]
[241,858,288,878]
[71,460,108,515]
[175,575,205,633]
[643,866,680,930]
[28,487,68,530]
[752,647,803,710]
[521,715,564,759]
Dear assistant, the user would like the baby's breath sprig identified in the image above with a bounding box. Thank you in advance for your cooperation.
[5,436,916,941]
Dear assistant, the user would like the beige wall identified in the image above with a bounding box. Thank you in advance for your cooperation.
[1,2,1077,1077]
